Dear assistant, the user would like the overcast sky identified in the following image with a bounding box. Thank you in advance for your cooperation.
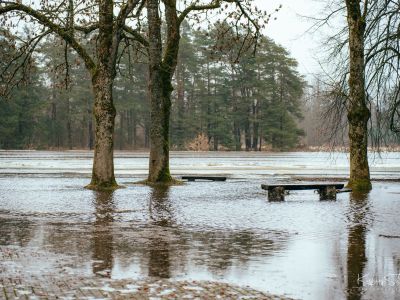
[254,0,343,80]
[12,0,340,80]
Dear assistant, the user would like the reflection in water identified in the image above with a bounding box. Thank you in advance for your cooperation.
[195,230,282,276]
[0,217,34,247]
[0,184,292,296]
[347,191,370,300]
[92,191,115,277]
[2,154,400,300]
[148,186,172,278]
[144,186,286,279]
[149,186,174,226]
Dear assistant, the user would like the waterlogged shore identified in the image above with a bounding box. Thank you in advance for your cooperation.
[0,151,400,299]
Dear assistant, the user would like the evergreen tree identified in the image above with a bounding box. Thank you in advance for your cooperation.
[0,25,307,152]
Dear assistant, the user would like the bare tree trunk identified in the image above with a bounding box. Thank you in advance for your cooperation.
[244,105,251,151]
[206,62,212,148]
[88,68,117,189]
[127,109,133,147]
[345,0,371,190]
[231,69,241,151]
[244,124,251,151]
[0,0,137,189]
[131,110,138,149]
[66,97,73,150]
[252,100,259,150]
[241,87,251,151]
[146,0,179,183]
[147,0,172,183]
[80,118,85,148]
[213,137,218,151]
[87,98,94,150]
[119,111,124,150]
[50,92,58,149]
[144,122,150,148]
[234,122,241,151]
[86,0,127,190]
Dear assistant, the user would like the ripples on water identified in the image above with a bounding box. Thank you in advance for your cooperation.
[1,150,400,179]
[0,151,400,299]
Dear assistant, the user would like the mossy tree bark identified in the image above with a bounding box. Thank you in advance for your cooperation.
[89,67,117,189]
[86,0,141,189]
[0,1,140,190]
[87,0,119,189]
[147,0,180,183]
[144,0,261,182]
[345,0,372,191]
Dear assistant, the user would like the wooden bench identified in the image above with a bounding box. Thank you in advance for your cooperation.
[261,183,345,201]
[182,176,227,182]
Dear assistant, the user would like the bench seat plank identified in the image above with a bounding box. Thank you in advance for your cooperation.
[261,183,344,191]
[262,183,345,201]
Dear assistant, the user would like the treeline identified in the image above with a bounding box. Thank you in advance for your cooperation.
[0,25,305,151]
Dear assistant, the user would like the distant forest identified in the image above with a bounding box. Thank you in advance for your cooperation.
[0,22,312,151]
[2,23,398,151]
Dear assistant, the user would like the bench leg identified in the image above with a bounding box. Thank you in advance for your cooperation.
[268,187,285,201]
[319,186,336,200]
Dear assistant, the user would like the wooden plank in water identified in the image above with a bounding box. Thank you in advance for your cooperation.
[182,176,227,182]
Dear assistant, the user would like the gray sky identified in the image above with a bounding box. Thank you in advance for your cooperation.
[12,0,338,80]
[254,0,341,79]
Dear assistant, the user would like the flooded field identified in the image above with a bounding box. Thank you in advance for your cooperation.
[1,151,400,299]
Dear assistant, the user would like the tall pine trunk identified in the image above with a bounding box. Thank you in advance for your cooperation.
[119,111,124,150]
[133,115,137,149]
[127,109,133,148]
[244,121,251,151]
[50,92,58,149]
[234,122,241,151]
[176,60,185,148]
[345,0,371,190]
[252,101,259,151]
[66,97,72,150]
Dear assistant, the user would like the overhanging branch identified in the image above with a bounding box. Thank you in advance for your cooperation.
[0,3,96,73]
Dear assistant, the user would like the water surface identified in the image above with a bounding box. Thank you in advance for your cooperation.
[1,151,400,299]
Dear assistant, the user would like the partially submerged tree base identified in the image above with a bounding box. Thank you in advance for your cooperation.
[84,180,124,191]
[346,179,372,191]
[134,178,184,187]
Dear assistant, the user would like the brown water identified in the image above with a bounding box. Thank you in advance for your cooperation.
[1,151,400,299]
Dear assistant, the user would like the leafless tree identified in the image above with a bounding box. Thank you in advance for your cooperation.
[0,0,146,189]
[143,0,272,183]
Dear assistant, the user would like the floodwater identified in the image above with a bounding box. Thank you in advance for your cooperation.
[1,151,400,299]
